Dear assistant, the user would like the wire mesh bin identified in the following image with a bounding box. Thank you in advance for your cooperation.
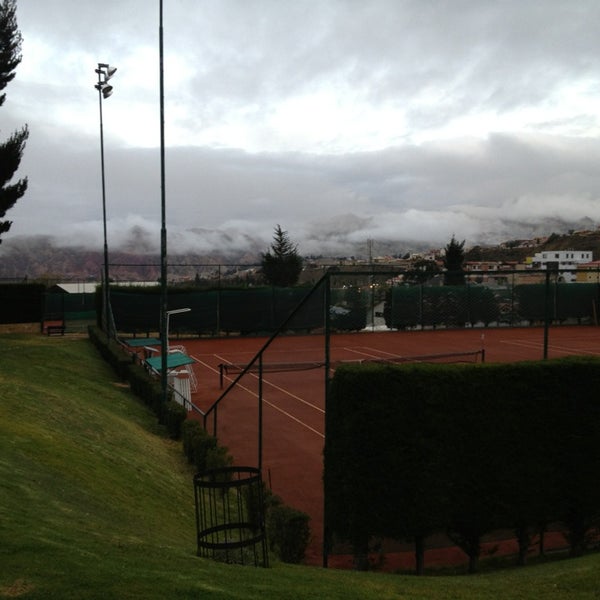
[193,466,269,567]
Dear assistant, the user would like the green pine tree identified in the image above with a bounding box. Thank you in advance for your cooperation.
[261,225,303,287]
[0,0,28,242]
[443,235,466,285]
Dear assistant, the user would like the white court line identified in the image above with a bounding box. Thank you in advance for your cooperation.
[192,356,224,376]
[208,354,325,438]
[341,346,401,361]
[500,339,600,356]
[213,354,324,414]
[500,339,543,349]
[344,346,404,358]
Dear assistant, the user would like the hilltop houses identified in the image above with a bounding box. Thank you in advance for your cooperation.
[529,250,593,283]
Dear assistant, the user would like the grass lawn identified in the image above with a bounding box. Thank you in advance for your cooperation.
[1,333,599,599]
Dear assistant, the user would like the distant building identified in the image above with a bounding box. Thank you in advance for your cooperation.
[530,250,594,283]
[576,260,600,284]
[50,281,160,294]
[50,282,100,294]
[464,261,502,272]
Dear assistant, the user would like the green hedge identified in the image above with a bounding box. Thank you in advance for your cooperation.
[182,420,228,472]
[324,358,600,573]
[88,326,185,439]
[88,325,133,380]
[263,489,311,564]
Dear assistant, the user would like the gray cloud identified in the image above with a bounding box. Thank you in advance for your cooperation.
[1,0,600,261]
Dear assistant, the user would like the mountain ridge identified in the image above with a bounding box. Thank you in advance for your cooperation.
[2,226,600,281]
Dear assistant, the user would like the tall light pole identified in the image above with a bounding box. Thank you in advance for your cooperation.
[95,62,117,337]
[159,0,169,403]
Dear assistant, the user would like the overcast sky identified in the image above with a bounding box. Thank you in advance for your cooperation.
[2,0,600,256]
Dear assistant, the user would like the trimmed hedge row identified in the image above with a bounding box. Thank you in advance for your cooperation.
[88,326,187,439]
[324,357,600,573]
[182,420,233,473]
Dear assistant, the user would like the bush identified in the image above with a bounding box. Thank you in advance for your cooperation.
[89,325,177,433]
[163,401,188,439]
[182,420,203,461]
[205,445,234,471]
[182,420,227,473]
[88,326,133,379]
[267,502,311,564]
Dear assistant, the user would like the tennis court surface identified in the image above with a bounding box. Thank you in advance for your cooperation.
[179,325,600,567]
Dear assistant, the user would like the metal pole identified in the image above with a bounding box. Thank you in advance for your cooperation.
[543,270,550,359]
[258,354,263,471]
[97,72,110,336]
[323,271,331,568]
[159,0,169,403]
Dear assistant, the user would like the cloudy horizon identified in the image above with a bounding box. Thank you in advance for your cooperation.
[2,1,600,257]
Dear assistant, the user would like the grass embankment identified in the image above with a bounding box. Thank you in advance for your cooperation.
[1,333,599,599]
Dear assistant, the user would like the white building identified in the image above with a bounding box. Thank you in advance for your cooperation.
[530,250,594,283]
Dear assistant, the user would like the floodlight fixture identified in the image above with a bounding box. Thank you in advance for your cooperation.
[166,308,192,316]
[97,63,117,79]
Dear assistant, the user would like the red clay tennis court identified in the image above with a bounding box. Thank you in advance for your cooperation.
[179,325,600,568]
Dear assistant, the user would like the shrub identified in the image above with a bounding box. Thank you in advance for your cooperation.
[205,445,233,471]
[163,401,188,440]
[182,420,203,461]
[182,421,224,473]
[89,326,175,428]
[267,502,311,564]
[88,326,132,379]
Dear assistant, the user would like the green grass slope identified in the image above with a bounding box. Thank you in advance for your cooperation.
[1,334,599,599]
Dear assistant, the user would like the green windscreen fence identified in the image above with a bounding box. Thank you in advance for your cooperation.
[110,291,161,334]
[106,269,600,337]
[43,292,97,332]
[110,287,325,336]
[387,277,600,329]
[0,284,45,324]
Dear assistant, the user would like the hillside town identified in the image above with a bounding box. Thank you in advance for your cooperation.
[302,230,600,286]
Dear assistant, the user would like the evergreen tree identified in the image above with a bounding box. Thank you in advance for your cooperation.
[443,235,466,285]
[404,258,440,285]
[0,0,28,243]
[261,224,303,287]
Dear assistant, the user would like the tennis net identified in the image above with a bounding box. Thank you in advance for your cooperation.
[218,349,484,387]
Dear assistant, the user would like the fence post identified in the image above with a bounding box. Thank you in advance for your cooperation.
[323,272,331,568]
[543,270,550,359]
